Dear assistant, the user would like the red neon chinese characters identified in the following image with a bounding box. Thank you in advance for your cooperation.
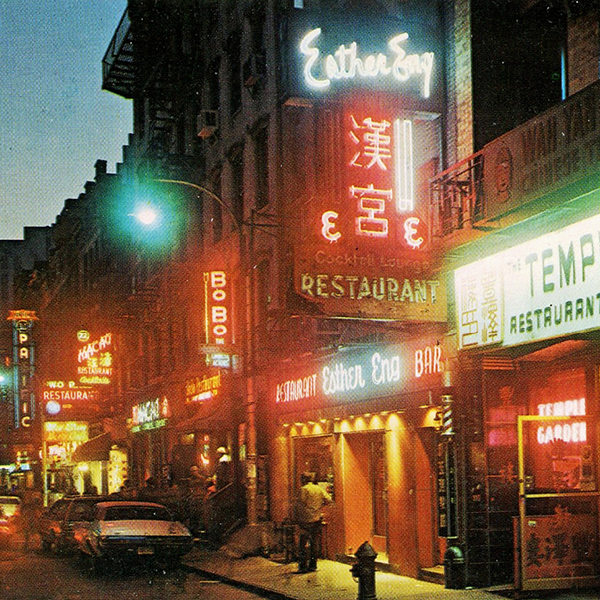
[349,115,393,239]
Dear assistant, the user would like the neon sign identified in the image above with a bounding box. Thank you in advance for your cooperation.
[204,271,232,346]
[8,311,37,428]
[185,372,222,404]
[274,340,445,406]
[77,332,114,385]
[131,397,170,432]
[300,28,434,98]
[536,398,587,444]
[319,113,422,246]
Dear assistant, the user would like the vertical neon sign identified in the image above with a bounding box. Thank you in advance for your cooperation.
[320,109,423,249]
[7,310,38,429]
[204,271,232,346]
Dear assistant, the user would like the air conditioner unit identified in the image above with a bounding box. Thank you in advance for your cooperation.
[197,110,219,138]
[243,52,266,88]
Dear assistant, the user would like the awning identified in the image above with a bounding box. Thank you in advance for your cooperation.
[72,432,112,462]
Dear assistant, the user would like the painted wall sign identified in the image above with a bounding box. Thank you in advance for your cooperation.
[455,212,600,349]
[273,338,446,411]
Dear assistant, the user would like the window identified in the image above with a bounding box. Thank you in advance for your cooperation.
[255,126,269,209]
[230,146,244,228]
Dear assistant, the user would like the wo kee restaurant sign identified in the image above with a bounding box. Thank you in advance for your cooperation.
[272,338,446,412]
[455,212,600,349]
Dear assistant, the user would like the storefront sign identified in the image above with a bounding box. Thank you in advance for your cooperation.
[274,339,446,409]
[131,397,170,433]
[204,271,232,346]
[77,332,114,385]
[483,80,600,221]
[520,514,596,582]
[44,421,88,443]
[285,9,443,109]
[294,98,445,322]
[185,371,223,404]
[455,212,600,349]
[300,28,434,98]
[7,310,37,429]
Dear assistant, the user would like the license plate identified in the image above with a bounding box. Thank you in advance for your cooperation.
[137,547,154,555]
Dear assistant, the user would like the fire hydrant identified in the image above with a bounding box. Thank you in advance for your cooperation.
[350,541,378,600]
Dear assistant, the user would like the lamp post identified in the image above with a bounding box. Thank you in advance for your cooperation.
[150,178,258,526]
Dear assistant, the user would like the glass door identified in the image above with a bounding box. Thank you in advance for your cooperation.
[516,415,600,591]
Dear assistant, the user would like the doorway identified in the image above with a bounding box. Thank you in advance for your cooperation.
[344,431,388,558]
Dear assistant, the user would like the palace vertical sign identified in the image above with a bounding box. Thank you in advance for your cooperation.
[7,310,38,428]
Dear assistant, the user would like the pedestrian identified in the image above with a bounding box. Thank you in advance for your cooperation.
[294,472,332,573]
[214,447,232,490]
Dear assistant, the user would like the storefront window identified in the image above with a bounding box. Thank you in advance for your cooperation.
[293,435,334,500]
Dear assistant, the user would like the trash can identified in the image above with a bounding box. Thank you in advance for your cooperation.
[443,546,465,589]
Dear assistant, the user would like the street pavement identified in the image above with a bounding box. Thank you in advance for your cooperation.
[181,546,600,600]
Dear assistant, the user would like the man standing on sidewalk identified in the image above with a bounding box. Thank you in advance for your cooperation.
[295,472,332,573]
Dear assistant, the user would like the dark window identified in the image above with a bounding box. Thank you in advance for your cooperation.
[230,146,244,228]
[255,126,269,209]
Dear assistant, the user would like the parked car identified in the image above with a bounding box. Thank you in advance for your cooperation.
[38,495,109,553]
[77,501,194,570]
[0,496,21,538]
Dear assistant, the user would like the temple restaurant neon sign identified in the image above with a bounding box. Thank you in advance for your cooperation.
[300,28,435,98]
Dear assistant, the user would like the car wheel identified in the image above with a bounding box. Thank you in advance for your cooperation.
[41,535,55,553]
[91,554,107,574]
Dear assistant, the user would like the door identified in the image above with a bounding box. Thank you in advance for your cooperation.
[371,433,388,555]
[516,415,599,591]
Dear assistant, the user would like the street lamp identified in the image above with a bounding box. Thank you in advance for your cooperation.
[145,178,259,526]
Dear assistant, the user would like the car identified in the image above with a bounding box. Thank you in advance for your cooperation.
[77,501,194,571]
[0,496,21,538]
[37,495,109,553]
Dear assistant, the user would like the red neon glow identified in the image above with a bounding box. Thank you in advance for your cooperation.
[536,398,587,444]
[204,271,232,346]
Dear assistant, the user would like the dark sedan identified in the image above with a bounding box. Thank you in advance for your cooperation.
[37,495,109,553]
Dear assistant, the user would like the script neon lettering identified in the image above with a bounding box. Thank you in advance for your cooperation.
[300,28,434,98]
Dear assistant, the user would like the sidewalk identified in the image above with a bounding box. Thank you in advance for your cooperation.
[181,546,599,600]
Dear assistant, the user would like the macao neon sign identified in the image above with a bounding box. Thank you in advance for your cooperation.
[300,28,434,98]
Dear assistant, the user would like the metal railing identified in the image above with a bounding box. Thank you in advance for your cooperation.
[429,150,484,238]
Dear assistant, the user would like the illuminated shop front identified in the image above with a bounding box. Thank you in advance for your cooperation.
[128,395,171,485]
[268,336,448,578]
[452,207,600,589]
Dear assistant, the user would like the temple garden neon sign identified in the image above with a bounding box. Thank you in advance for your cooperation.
[300,28,435,98]
[536,398,587,444]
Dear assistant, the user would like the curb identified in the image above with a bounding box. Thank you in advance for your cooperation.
[181,561,296,600]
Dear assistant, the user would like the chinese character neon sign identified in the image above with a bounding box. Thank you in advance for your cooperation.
[300,28,435,98]
[320,111,423,248]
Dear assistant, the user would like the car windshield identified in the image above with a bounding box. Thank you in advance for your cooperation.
[103,506,172,522]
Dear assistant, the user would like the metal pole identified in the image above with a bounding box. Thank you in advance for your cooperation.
[151,178,257,524]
